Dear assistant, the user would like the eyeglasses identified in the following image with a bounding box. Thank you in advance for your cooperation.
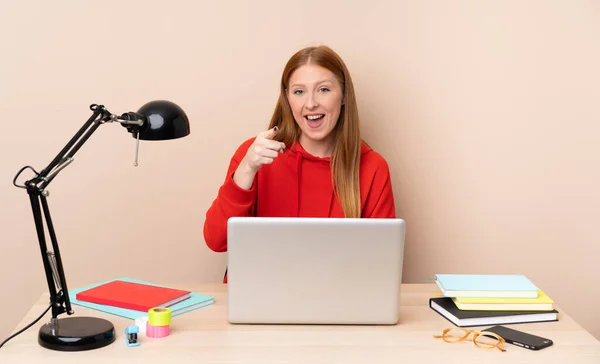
[434,328,506,352]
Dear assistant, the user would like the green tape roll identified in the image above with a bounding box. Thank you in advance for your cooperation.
[148,307,172,326]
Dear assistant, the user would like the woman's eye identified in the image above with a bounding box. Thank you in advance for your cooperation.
[293,89,304,95]
[319,87,330,92]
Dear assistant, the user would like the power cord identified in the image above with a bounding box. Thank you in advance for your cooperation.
[13,165,40,189]
[0,297,57,349]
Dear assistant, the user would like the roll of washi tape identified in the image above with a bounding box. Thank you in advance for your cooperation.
[148,307,172,326]
[146,322,170,338]
[135,316,148,334]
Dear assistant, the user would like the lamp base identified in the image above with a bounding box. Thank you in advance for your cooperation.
[38,316,115,351]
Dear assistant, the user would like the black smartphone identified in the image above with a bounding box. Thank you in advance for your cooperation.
[483,325,553,350]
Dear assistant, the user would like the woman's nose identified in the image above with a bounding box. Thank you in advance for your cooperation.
[305,92,318,109]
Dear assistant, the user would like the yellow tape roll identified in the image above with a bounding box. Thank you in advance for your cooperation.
[148,307,172,326]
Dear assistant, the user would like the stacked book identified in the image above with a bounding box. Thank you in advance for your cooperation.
[69,277,215,320]
[429,274,559,327]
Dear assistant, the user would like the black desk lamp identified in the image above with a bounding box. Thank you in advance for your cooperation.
[11,101,190,351]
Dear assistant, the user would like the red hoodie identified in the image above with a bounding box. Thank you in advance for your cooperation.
[203,138,396,280]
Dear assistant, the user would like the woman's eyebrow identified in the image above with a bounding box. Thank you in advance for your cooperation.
[290,79,334,88]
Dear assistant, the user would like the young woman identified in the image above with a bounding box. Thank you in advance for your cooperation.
[204,46,396,277]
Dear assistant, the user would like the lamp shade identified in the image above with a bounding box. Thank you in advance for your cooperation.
[135,100,190,140]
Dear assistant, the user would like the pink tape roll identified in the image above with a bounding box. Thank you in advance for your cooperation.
[146,322,170,338]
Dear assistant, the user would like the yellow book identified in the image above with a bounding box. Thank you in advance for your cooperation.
[452,290,554,311]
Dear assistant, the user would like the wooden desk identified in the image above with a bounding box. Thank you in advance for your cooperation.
[1,284,599,363]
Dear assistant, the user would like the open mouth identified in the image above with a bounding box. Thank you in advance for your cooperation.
[304,114,325,127]
[305,114,325,121]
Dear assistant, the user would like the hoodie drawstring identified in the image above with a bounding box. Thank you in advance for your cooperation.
[290,141,343,217]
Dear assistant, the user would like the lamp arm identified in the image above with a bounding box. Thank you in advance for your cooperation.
[27,105,145,190]
[34,105,109,183]
[15,104,144,320]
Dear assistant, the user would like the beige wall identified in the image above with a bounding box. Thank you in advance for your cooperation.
[1,0,599,342]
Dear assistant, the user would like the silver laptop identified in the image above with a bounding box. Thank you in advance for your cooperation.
[226,217,405,325]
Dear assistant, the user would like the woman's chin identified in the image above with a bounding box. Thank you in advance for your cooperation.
[300,129,334,144]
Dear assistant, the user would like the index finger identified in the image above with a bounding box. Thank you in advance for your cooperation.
[261,126,279,139]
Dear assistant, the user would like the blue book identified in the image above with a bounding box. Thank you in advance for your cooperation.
[68,277,214,320]
[434,274,539,298]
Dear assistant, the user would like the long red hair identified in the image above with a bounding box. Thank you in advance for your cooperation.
[268,46,361,218]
